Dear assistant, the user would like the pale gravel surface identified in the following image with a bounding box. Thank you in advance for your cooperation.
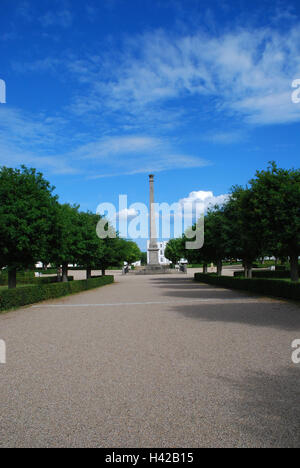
[0,269,299,448]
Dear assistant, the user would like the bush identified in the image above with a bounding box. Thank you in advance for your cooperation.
[233,269,298,279]
[0,276,114,311]
[194,273,300,301]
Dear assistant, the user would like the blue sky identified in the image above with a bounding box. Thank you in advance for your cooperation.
[1,0,300,247]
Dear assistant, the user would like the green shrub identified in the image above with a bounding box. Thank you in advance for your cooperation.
[0,276,114,312]
[194,273,300,301]
[233,270,296,279]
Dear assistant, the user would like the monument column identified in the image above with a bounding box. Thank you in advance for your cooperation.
[148,174,159,265]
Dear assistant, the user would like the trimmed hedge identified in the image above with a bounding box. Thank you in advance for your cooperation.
[233,270,297,279]
[234,270,287,278]
[194,273,300,301]
[0,276,114,311]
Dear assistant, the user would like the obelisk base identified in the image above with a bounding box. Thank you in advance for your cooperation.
[135,264,173,275]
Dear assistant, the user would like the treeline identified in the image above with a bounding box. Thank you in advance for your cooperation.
[0,166,141,288]
[165,163,300,282]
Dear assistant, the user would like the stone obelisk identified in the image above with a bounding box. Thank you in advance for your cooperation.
[148,174,159,265]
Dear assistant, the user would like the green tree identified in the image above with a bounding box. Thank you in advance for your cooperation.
[203,208,230,276]
[223,187,267,278]
[140,252,148,266]
[121,240,142,266]
[250,162,300,281]
[51,204,83,282]
[77,211,105,279]
[0,166,58,288]
[165,238,184,267]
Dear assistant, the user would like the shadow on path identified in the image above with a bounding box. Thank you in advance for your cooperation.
[219,366,300,447]
[172,300,300,331]
[151,277,300,331]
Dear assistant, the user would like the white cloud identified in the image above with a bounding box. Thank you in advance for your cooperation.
[64,26,300,126]
[178,190,229,213]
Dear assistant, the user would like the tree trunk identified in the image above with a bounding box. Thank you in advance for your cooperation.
[203,263,208,274]
[102,268,106,276]
[216,260,222,276]
[86,268,92,280]
[244,261,253,279]
[57,267,61,282]
[8,268,17,289]
[243,262,248,278]
[62,263,68,283]
[290,253,299,282]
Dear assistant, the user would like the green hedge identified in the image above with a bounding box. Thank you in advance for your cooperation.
[233,270,297,279]
[0,276,114,312]
[194,273,300,301]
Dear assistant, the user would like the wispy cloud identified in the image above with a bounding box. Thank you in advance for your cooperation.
[39,9,73,28]
[64,135,211,178]
[202,130,246,145]
[0,106,76,175]
[62,25,300,126]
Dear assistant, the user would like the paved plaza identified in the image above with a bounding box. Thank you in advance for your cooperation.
[0,270,299,448]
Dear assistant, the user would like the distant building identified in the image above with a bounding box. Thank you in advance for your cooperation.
[147,241,171,265]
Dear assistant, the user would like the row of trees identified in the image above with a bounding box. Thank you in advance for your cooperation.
[165,163,300,282]
[0,166,142,288]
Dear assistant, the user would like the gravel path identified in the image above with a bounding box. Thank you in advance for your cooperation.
[0,271,299,448]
